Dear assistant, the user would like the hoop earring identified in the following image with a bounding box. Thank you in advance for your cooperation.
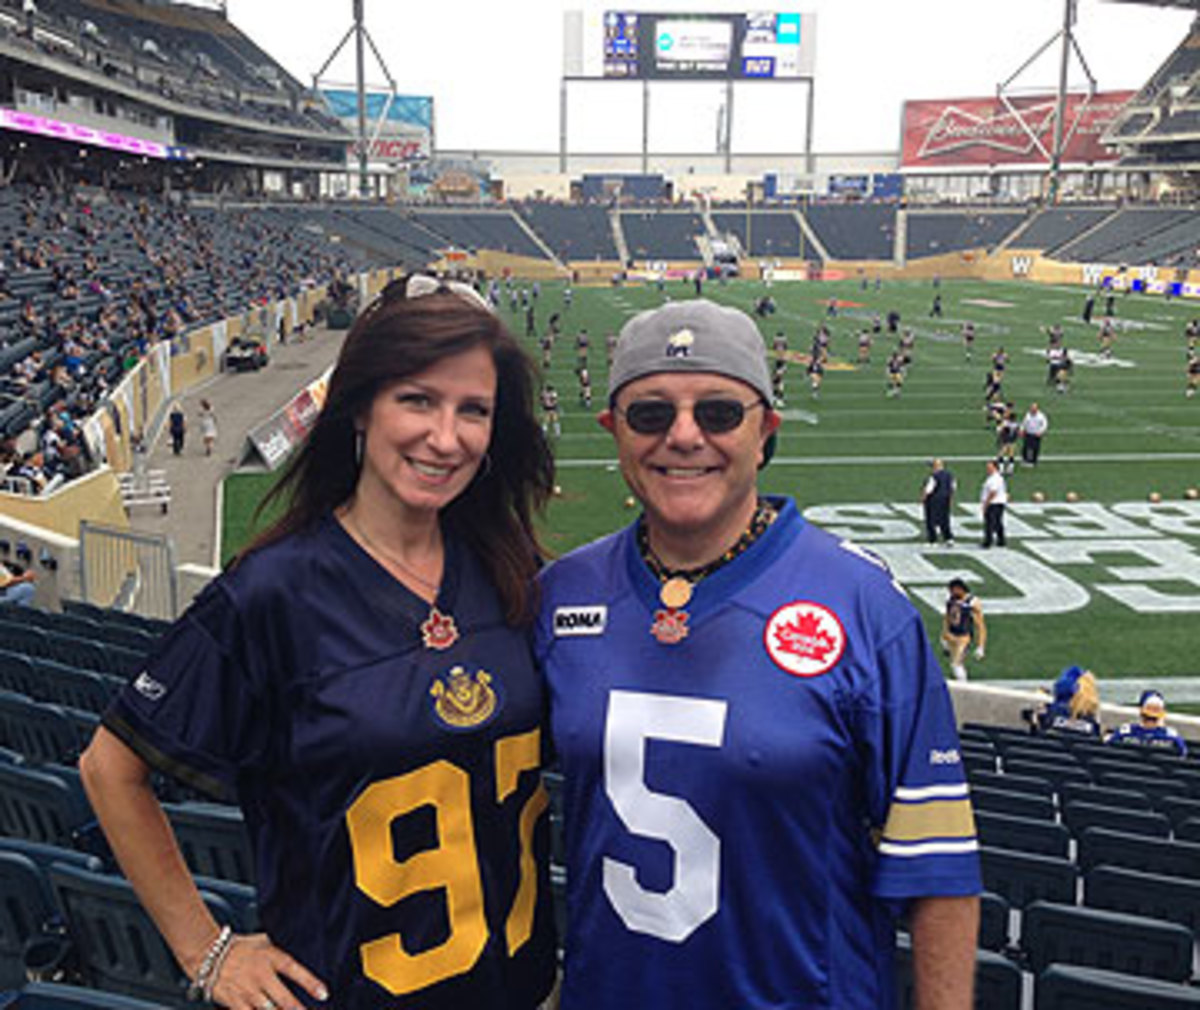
[477,452,493,481]
[354,429,365,468]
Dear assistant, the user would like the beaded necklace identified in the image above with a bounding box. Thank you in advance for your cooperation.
[638,498,778,643]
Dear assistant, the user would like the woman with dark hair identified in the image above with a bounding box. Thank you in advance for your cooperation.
[79,277,558,1010]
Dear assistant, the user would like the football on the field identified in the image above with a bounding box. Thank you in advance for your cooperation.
[1186,488,1200,500]
[1065,491,1080,502]
[1031,491,1046,502]
[1148,491,1162,503]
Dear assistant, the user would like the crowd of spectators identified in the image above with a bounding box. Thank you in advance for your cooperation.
[0,181,363,495]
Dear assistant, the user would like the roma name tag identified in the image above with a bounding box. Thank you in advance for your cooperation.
[553,605,607,637]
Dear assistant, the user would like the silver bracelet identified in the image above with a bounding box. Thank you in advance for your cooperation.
[187,925,233,1003]
[203,931,238,1003]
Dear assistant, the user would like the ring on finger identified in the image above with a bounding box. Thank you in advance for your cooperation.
[260,999,278,1010]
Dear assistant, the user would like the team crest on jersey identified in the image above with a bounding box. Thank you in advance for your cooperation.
[650,607,689,644]
[764,601,846,677]
[429,665,499,730]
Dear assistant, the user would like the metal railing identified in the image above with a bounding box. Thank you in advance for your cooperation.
[79,520,178,620]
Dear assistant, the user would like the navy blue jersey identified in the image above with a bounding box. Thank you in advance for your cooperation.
[1107,722,1188,756]
[104,517,556,1010]
[944,595,977,638]
[1036,703,1100,738]
[536,499,979,1010]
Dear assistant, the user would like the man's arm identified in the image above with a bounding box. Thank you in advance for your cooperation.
[972,601,987,656]
[910,895,979,1010]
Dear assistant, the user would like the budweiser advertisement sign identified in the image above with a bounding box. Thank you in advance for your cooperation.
[901,91,1134,169]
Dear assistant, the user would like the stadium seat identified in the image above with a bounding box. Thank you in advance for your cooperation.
[979,847,1078,909]
[1084,864,1200,934]
[1159,795,1200,831]
[164,802,254,885]
[969,770,1055,799]
[0,762,95,850]
[970,785,1056,821]
[963,752,998,777]
[1176,817,1200,842]
[32,659,122,715]
[1077,826,1200,879]
[45,636,112,678]
[1059,782,1152,812]
[1035,964,1200,1009]
[978,891,1010,952]
[895,937,1022,1010]
[0,692,85,766]
[1002,759,1093,789]
[1021,901,1193,982]
[0,619,55,661]
[0,649,39,697]
[1086,756,1163,779]
[974,810,1070,858]
[1004,744,1076,766]
[1060,801,1170,839]
[10,981,171,1010]
[0,851,61,988]
[0,843,101,988]
[49,863,241,1007]
[1096,772,1187,804]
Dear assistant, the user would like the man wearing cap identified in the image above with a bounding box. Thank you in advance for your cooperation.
[1106,691,1189,756]
[536,300,980,1010]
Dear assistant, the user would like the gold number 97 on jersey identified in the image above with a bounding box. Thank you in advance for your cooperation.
[345,727,548,996]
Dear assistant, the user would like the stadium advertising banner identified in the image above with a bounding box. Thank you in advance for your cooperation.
[900,91,1135,170]
[569,10,816,79]
[322,91,433,164]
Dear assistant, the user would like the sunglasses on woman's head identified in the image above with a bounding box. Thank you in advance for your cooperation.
[375,273,493,314]
[617,398,765,435]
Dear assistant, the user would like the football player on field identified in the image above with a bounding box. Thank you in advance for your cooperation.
[537,300,980,1010]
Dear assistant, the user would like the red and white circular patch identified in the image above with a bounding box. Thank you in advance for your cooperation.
[763,601,846,677]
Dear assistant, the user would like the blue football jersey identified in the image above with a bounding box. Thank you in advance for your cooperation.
[105,516,556,1010]
[1107,722,1188,756]
[536,498,979,1010]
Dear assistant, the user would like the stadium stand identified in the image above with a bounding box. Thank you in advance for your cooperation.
[999,207,1115,254]
[803,204,896,260]
[1036,964,1200,1009]
[514,204,619,261]
[712,210,805,258]
[619,210,706,260]
[1053,207,1197,263]
[905,211,1027,258]
[412,211,547,260]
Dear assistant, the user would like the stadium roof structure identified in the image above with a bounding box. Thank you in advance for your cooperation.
[1103,0,1199,7]
[1102,6,1200,170]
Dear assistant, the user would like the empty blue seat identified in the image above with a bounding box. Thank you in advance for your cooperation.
[1097,772,1188,805]
[1059,782,1152,811]
[1078,826,1200,879]
[971,785,1056,821]
[969,769,1054,799]
[1004,759,1092,789]
[49,863,241,1007]
[1177,817,1200,842]
[1061,801,1170,839]
[32,659,121,715]
[0,649,38,697]
[1084,864,1200,935]
[978,891,1010,952]
[0,692,84,766]
[13,981,172,1010]
[895,937,1021,1010]
[1021,901,1193,982]
[1035,964,1200,1009]
[0,762,95,850]
[164,802,254,886]
[980,846,1077,909]
[975,810,1070,858]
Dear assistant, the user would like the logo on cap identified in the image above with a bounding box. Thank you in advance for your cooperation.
[764,601,846,677]
[666,328,694,359]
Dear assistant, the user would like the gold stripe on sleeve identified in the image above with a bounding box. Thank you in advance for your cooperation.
[882,798,977,843]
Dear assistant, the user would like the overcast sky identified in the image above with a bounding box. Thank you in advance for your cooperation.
[224,0,1193,155]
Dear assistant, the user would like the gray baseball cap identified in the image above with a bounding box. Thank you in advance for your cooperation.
[608,300,772,402]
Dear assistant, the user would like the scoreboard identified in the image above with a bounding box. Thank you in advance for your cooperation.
[568,10,816,81]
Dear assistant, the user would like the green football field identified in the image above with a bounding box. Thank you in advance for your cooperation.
[222,275,1200,702]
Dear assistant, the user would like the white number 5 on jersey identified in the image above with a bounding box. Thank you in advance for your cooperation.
[603,690,728,942]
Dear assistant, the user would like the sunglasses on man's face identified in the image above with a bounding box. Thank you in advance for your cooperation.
[617,397,765,435]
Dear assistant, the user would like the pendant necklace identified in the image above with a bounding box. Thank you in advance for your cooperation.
[345,510,459,650]
[639,499,778,645]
